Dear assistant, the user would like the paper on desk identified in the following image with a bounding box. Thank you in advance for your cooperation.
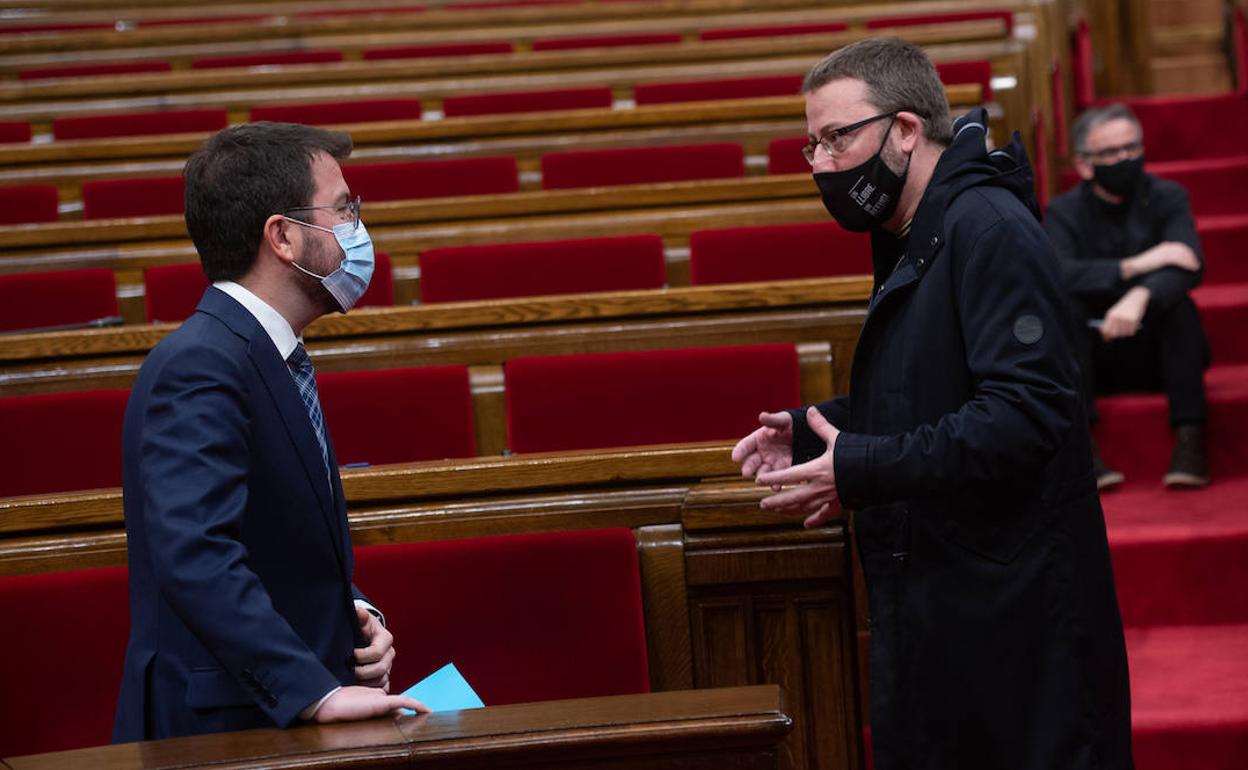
[400,662,485,714]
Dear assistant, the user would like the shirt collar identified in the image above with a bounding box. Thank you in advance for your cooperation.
[213,281,300,361]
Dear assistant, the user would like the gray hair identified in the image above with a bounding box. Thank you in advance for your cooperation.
[802,37,953,146]
[1071,103,1142,155]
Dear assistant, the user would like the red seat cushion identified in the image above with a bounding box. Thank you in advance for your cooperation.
[342,157,519,201]
[0,183,58,224]
[0,268,118,332]
[1150,157,1248,219]
[352,529,650,706]
[442,87,614,118]
[689,221,872,285]
[53,108,229,141]
[506,343,801,453]
[0,120,31,144]
[19,61,172,80]
[541,143,745,189]
[0,566,129,756]
[420,234,666,303]
[358,251,395,307]
[317,365,476,466]
[866,10,1015,35]
[935,59,993,100]
[633,75,803,105]
[767,135,811,175]
[362,41,513,60]
[143,262,209,323]
[250,99,421,126]
[699,22,848,41]
[191,50,343,70]
[531,33,681,51]
[1121,92,1248,163]
[0,388,129,496]
[81,175,185,219]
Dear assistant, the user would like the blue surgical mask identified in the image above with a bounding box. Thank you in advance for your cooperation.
[285,218,375,312]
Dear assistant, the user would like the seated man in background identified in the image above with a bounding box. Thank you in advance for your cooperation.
[1045,103,1211,489]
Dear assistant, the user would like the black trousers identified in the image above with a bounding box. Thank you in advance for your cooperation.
[1071,294,1210,426]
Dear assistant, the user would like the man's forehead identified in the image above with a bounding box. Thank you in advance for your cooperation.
[805,77,876,131]
[310,151,349,198]
[1085,118,1142,147]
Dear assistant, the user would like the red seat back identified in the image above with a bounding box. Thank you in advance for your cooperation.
[699,22,848,41]
[0,183,58,224]
[541,143,745,189]
[250,99,422,126]
[442,86,614,117]
[1124,92,1248,163]
[352,528,650,706]
[633,75,803,105]
[191,50,343,69]
[342,157,519,201]
[506,343,801,453]
[690,221,872,284]
[0,388,129,497]
[420,234,665,303]
[20,61,172,80]
[362,41,513,60]
[140,14,268,28]
[82,176,185,219]
[0,565,129,756]
[0,268,118,332]
[531,32,681,50]
[358,251,395,307]
[935,59,993,100]
[53,108,229,141]
[143,262,209,323]
[0,121,31,144]
[1151,157,1248,219]
[866,9,1015,35]
[767,135,811,175]
[317,365,476,466]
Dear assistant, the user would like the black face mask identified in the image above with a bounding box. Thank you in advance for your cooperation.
[1092,156,1144,197]
[813,117,910,232]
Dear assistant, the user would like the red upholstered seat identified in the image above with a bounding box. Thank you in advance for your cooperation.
[1150,157,1248,218]
[865,10,1015,35]
[143,262,209,323]
[699,22,848,41]
[0,388,129,496]
[362,41,513,60]
[0,565,129,756]
[531,32,681,50]
[20,61,172,80]
[342,157,519,201]
[633,75,804,105]
[358,251,395,307]
[81,175,185,219]
[505,343,801,453]
[442,86,614,118]
[541,143,745,189]
[689,221,871,285]
[0,268,118,332]
[0,121,31,144]
[52,108,229,141]
[250,99,421,126]
[767,135,811,174]
[419,233,666,303]
[0,183,58,224]
[316,365,476,466]
[191,50,343,69]
[1122,92,1248,163]
[935,59,994,100]
[352,528,650,706]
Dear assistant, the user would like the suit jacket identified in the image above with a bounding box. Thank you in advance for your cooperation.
[114,287,363,742]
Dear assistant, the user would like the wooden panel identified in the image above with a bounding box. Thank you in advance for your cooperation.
[636,523,695,692]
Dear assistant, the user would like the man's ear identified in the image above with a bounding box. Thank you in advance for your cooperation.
[263,214,298,266]
[896,111,924,153]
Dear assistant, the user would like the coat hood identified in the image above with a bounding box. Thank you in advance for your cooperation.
[929,106,1041,221]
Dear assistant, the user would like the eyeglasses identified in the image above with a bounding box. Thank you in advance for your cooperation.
[284,194,361,231]
[801,112,897,165]
[1080,141,1144,165]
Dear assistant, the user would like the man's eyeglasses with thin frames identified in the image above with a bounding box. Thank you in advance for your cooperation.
[283,195,361,231]
[801,112,898,165]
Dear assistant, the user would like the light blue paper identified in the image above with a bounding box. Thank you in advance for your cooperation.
[400,662,485,714]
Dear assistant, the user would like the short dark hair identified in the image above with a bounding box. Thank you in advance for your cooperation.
[802,37,953,146]
[1071,103,1142,155]
[184,122,352,282]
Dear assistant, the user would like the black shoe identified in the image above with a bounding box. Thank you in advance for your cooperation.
[1164,422,1211,488]
[1090,437,1125,491]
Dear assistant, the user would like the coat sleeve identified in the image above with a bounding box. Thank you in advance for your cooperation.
[138,343,341,727]
[1043,196,1124,298]
[787,396,850,465]
[1136,184,1203,311]
[833,211,1080,509]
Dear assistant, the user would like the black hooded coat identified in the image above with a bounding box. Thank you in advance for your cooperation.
[788,109,1134,770]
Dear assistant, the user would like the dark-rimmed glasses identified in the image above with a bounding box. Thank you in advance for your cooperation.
[1079,141,1144,165]
[801,112,898,165]
[284,194,361,231]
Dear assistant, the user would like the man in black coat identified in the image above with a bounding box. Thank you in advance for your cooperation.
[1044,103,1210,490]
[732,38,1133,769]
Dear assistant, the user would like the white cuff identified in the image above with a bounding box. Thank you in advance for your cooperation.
[299,686,341,721]
[355,598,385,627]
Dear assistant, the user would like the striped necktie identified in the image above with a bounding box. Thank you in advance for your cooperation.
[286,343,330,479]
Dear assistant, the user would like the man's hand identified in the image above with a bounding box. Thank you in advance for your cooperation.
[755,407,843,529]
[354,605,395,692]
[731,411,795,481]
[1100,286,1151,341]
[313,686,428,723]
[1120,242,1200,279]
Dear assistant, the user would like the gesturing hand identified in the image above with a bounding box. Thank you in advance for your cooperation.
[1100,286,1150,342]
[354,605,395,692]
[731,411,795,481]
[755,407,843,529]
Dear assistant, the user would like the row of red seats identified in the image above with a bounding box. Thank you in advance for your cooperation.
[0,342,801,498]
[0,527,650,757]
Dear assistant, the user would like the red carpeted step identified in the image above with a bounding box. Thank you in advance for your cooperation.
[1127,624,1248,770]
[1194,284,1248,364]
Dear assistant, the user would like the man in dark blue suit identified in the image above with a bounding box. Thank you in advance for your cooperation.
[114,122,423,742]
